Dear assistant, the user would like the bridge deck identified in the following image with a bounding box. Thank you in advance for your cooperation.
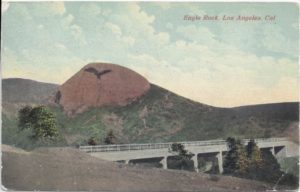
[79,137,288,153]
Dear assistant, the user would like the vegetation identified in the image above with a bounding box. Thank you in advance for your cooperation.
[88,136,98,145]
[223,137,249,175]
[223,138,299,188]
[169,143,194,170]
[104,130,117,144]
[3,79,299,148]
[18,105,59,140]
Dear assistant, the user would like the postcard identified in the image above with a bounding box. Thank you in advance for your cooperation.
[1,1,299,191]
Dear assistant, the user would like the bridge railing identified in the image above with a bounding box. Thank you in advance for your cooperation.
[79,137,287,153]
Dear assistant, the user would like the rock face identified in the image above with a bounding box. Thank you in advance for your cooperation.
[57,63,150,116]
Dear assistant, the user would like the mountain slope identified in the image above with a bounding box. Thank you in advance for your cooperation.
[2,78,58,104]
[2,78,298,148]
[2,78,58,119]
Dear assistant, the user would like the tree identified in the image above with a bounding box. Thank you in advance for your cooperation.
[224,138,298,187]
[223,137,249,176]
[88,136,98,145]
[170,143,193,170]
[245,139,263,180]
[18,105,32,130]
[18,106,59,140]
[246,139,262,167]
[104,130,116,144]
[258,150,283,183]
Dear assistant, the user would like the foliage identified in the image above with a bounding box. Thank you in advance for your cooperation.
[88,136,98,145]
[170,143,194,170]
[246,139,262,166]
[104,130,117,144]
[279,173,299,188]
[223,137,299,188]
[18,106,33,130]
[223,138,249,176]
[246,139,263,179]
[4,83,299,148]
[256,150,283,183]
[18,105,59,140]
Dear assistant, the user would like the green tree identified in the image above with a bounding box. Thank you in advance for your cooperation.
[223,137,298,188]
[246,139,262,167]
[223,137,249,176]
[18,105,33,130]
[18,106,59,140]
[245,139,263,179]
[258,150,283,183]
[104,130,116,144]
[170,143,193,170]
[88,136,98,145]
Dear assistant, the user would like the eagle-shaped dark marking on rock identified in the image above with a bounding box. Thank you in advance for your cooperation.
[84,67,112,79]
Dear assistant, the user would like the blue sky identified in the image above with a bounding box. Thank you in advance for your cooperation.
[1,2,299,107]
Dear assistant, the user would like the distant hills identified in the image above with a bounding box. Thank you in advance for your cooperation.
[3,78,58,104]
[2,64,299,149]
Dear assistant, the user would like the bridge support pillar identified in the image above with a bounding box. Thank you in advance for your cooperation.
[160,156,168,169]
[125,160,130,164]
[284,146,288,157]
[192,154,199,172]
[271,147,275,156]
[216,151,223,174]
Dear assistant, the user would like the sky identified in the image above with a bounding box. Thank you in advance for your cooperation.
[1,2,299,107]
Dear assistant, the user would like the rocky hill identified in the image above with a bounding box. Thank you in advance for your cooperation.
[57,63,150,116]
[1,63,299,148]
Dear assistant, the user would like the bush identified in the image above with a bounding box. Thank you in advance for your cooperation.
[279,173,299,188]
[18,105,59,140]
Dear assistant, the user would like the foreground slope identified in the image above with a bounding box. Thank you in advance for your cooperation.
[2,144,278,191]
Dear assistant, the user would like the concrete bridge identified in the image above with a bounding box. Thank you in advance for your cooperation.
[79,138,292,173]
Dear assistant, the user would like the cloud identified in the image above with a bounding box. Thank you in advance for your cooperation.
[262,25,298,57]
[127,3,155,24]
[48,2,66,15]
[105,22,122,36]
[152,2,171,10]
[176,25,216,44]
[2,2,298,107]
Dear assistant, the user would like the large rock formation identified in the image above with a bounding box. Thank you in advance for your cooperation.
[57,63,150,116]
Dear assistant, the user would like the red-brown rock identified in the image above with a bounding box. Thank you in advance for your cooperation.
[57,63,150,116]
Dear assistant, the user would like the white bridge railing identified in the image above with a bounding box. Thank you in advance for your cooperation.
[79,137,287,153]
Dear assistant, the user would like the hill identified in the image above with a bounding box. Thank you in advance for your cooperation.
[2,144,279,191]
[57,63,150,116]
[2,78,58,118]
[2,77,298,148]
[2,78,58,104]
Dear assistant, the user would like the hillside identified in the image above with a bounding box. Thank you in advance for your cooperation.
[2,78,299,149]
[57,63,150,116]
[2,78,58,104]
[2,78,58,118]
[2,144,280,191]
